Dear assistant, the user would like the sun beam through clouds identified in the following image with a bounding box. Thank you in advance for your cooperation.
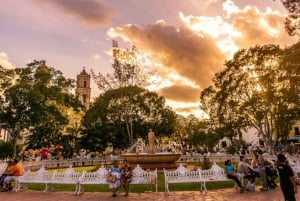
[0,0,298,118]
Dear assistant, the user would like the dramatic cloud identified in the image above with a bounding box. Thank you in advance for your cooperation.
[107,0,298,117]
[108,21,225,96]
[40,0,117,27]
[228,4,295,48]
[181,0,296,57]
[0,52,15,69]
[108,21,225,116]
[159,84,200,103]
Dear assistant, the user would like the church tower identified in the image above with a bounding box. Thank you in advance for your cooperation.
[76,67,91,109]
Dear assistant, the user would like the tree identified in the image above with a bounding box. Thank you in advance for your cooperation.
[80,86,177,151]
[92,40,149,90]
[200,43,300,154]
[280,0,300,36]
[0,140,14,159]
[91,41,155,144]
[0,60,81,157]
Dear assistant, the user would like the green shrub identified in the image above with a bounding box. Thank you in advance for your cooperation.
[0,140,13,159]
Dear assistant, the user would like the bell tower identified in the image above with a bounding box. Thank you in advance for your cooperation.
[76,67,91,109]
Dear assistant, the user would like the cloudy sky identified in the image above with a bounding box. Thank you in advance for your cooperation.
[0,0,298,117]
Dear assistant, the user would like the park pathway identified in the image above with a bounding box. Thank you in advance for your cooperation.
[0,187,299,201]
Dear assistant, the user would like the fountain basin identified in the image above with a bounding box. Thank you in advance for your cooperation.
[121,152,181,170]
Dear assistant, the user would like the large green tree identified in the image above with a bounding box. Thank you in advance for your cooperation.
[200,43,300,154]
[80,86,177,151]
[0,60,81,157]
[91,41,154,143]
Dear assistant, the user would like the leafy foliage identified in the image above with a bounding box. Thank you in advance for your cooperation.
[200,43,300,154]
[0,140,14,159]
[0,60,81,157]
[280,0,300,36]
[80,86,177,151]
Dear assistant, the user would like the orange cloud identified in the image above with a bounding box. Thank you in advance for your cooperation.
[158,84,200,103]
[230,5,295,48]
[108,22,225,90]
[107,0,298,117]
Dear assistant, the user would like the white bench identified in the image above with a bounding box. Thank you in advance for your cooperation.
[14,166,54,192]
[48,166,84,194]
[201,163,236,191]
[164,164,204,192]
[15,165,84,194]
[130,165,158,192]
[78,164,157,195]
[77,165,108,195]
[164,163,240,193]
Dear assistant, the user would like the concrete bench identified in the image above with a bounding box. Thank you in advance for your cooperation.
[164,164,204,192]
[164,163,240,193]
[14,166,54,192]
[78,164,157,195]
[130,165,158,192]
[48,166,84,194]
[15,165,84,194]
[201,163,234,191]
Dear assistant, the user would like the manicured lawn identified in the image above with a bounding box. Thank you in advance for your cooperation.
[24,172,238,193]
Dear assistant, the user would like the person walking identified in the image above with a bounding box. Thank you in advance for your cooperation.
[277,153,297,201]
[257,150,268,191]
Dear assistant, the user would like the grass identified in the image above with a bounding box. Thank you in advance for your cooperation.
[24,172,239,193]
[22,165,269,193]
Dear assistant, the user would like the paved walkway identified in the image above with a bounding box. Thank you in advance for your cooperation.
[0,187,299,201]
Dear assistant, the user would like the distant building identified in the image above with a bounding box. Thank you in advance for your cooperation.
[75,67,91,109]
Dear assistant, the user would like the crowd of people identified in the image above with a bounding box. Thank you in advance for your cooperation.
[1,143,299,201]
[224,149,298,201]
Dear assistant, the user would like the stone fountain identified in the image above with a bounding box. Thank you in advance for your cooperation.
[121,129,182,170]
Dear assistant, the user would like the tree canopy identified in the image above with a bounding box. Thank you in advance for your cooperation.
[80,85,177,151]
[200,42,300,153]
[0,60,81,157]
[280,0,300,36]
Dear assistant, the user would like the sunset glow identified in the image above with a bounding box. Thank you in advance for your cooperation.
[0,0,297,118]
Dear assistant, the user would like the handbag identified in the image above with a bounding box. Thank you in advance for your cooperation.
[246,183,255,192]
[106,173,116,183]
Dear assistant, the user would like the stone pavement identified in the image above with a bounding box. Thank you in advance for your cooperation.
[1,187,299,201]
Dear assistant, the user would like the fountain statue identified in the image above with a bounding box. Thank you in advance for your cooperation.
[121,129,182,170]
[147,129,155,154]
